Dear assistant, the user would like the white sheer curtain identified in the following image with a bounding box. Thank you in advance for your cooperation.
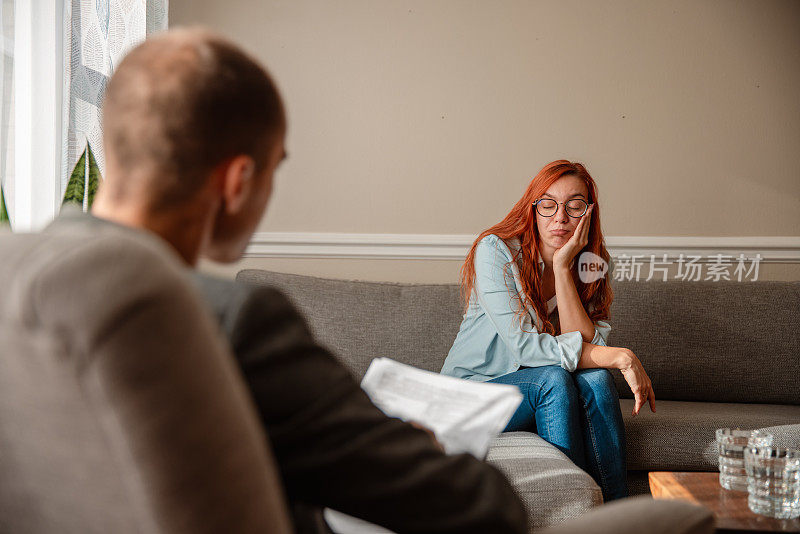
[0,0,166,231]
[61,0,168,210]
[0,0,13,225]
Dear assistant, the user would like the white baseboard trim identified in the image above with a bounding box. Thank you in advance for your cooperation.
[244,233,800,263]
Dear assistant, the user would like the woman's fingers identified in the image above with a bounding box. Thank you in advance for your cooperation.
[634,385,657,416]
[621,350,655,417]
[581,205,593,241]
[633,391,645,416]
[571,216,586,245]
[575,211,589,245]
[648,386,657,413]
[556,205,593,267]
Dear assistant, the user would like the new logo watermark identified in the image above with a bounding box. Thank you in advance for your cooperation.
[578,251,608,283]
[577,252,762,282]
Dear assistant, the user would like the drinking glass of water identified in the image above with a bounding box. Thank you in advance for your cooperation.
[744,446,800,519]
[716,428,773,491]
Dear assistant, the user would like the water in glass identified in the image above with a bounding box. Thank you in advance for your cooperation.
[716,428,773,491]
[745,446,800,519]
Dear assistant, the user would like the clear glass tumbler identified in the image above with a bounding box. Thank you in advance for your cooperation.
[716,428,773,491]
[745,446,800,519]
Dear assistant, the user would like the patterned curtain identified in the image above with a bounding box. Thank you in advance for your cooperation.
[0,0,13,226]
[61,0,167,210]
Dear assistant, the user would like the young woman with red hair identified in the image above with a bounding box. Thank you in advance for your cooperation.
[441,160,656,501]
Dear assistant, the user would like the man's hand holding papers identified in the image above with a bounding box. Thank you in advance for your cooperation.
[325,358,523,534]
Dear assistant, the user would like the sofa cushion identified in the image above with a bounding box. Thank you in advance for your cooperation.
[620,399,800,471]
[607,280,800,405]
[626,471,653,496]
[237,269,463,377]
[756,423,800,448]
[487,432,601,530]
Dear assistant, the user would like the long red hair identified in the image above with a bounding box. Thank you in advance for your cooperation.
[460,160,613,335]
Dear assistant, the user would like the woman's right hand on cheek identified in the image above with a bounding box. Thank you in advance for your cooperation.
[616,348,656,416]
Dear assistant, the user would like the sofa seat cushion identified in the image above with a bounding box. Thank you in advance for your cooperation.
[621,399,800,471]
[487,432,602,530]
[756,423,800,448]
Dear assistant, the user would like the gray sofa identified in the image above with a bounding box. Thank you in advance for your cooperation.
[238,269,800,529]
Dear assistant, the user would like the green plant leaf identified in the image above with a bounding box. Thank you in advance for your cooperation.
[86,142,102,208]
[0,183,9,226]
[63,148,87,207]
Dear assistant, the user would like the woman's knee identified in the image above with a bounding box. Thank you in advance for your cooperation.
[574,368,619,406]
[529,366,579,404]
[575,368,615,387]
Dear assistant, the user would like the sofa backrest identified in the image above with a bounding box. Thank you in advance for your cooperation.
[606,279,799,405]
[237,270,799,406]
[0,224,291,534]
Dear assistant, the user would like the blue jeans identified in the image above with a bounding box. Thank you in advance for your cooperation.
[488,365,628,501]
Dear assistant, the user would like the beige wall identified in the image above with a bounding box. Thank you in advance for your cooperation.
[172,0,800,282]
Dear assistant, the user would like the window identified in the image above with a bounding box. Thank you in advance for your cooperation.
[1,0,167,232]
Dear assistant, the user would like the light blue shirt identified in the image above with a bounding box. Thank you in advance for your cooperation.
[441,234,611,382]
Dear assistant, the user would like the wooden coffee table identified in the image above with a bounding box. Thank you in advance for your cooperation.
[649,472,800,533]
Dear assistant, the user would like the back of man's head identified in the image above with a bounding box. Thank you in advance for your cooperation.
[102,27,285,210]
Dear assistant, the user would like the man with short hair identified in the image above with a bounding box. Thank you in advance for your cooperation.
[78,27,527,533]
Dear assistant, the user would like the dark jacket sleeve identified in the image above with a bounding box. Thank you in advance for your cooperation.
[198,276,527,534]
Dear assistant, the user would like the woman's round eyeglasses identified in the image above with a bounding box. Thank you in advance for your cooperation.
[532,198,589,218]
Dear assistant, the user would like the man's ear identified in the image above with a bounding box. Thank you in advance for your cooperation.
[221,155,256,215]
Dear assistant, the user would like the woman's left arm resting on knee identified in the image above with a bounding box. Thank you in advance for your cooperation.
[556,266,656,416]
[578,342,657,416]
[561,280,656,416]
